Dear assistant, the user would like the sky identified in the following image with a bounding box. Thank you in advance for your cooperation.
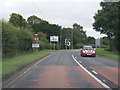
[0,0,109,39]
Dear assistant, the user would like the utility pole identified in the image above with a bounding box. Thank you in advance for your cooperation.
[60,29,62,50]
[71,29,73,49]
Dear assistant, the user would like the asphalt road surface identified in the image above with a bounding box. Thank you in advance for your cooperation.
[3,50,120,89]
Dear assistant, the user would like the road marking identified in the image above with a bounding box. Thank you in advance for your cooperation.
[92,70,98,75]
[103,80,107,83]
[5,53,54,88]
[72,54,111,89]
[75,56,77,59]
[79,61,82,63]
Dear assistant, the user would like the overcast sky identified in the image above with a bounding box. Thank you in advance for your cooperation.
[1,0,108,39]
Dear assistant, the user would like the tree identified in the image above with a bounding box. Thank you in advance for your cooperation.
[72,23,87,48]
[86,36,95,45]
[27,15,42,24]
[73,23,83,31]
[2,21,20,57]
[101,37,109,48]
[93,2,119,51]
[9,13,27,28]
[2,20,34,58]
[27,15,61,40]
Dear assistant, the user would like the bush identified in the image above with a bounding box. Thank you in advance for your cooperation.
[2,21,34,58]
[2,22,20,57]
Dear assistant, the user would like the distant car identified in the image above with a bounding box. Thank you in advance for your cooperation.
[80,46,96,57]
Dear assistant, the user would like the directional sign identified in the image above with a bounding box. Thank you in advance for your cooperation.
[32,44,40,48]
[65,39,71,46]
[50,36,59,42]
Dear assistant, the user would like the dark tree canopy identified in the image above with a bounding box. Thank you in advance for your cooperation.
[27,15,42,24]
[93,2,120,51]
[9,13,27,28]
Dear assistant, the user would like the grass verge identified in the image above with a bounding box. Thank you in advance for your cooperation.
[2,50,55,78]
[96,48,119,60]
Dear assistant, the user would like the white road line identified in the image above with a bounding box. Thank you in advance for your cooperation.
[92,70,98,75]
[103,80,107,83]
[5,54,53,88]
[79,61,82,63]
[72,54,111,89]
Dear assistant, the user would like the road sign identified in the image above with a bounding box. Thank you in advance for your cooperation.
[34,37,40,40]
[50,36,59,42]
[32,44,40,48]
[96,38,101,46]
[65,39,71,46]
[34,33,40,40]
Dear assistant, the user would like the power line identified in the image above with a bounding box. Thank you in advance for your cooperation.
[31,1,46,19]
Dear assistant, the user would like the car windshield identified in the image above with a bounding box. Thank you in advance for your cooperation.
[83,47,93,50]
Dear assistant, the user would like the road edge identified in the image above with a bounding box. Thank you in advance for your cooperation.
[3,52,55,88]
[71,54,111,89]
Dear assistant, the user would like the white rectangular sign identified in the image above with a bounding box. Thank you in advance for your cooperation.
[96,38,100,46]
[32,44,39,48]
[50,36,59,42]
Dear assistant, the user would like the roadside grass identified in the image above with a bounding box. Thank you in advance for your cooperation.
[2,50,55,77]
[96,48,119,60]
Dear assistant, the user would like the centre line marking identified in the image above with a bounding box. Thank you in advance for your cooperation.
[72,54,111,89]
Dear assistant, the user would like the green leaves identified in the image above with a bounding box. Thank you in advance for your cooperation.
[9,13,27,28]
[2,21,34,58]
[93,2,118,37]
[93,2,119,51]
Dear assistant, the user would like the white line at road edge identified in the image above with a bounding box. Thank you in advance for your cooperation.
[92,70,98,75]
[72,54,111,89]
[5,54,53,88]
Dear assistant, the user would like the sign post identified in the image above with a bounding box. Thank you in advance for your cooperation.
[32,34,40,51]
[50,36,59,50]
[96,38,101,48]
[65,39,71,49]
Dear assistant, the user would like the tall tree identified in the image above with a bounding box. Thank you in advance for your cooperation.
[86,36,95,45]
[27,15,42,24]
[93,2,119,51]
[9,13,27,28]
[73,23,83,31]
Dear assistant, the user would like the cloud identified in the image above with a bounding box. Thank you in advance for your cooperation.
[1,0,106,38]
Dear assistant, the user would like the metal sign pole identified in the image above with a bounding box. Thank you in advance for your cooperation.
[54,41,55,50]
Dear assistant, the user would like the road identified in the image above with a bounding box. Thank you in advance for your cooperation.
[3,50,120,89]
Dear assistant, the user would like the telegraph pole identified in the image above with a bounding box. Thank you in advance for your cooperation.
[71,29,73,49]
[60,29,62,50]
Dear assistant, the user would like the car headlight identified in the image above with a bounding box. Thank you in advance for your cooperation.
[82,50,86,53]
[92,51,95,53]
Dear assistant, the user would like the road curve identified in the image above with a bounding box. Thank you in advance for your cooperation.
[3,50,119,89]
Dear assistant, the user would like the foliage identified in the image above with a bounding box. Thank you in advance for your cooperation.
[2,21,34,58]
[27,15,42,24]
[93,2,120,51]
[17,29,34,53]
[27,15,61,39]
[9,13,27,28]
[73,23,83,31]
[72,23,87,48]
[2,13,97,58]
[37,32,49,49]
[2,22,20,57]
[86,36,95,45]
[100,37,109,48]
